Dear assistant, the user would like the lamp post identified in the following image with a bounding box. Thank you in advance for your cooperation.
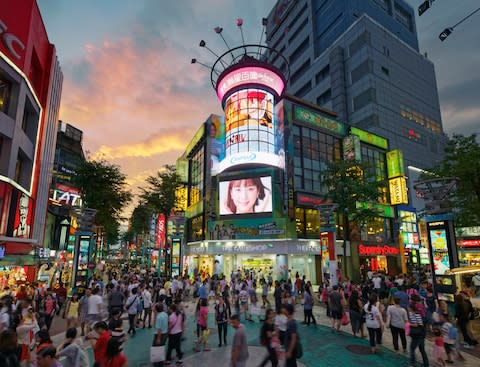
[71,207,97,291]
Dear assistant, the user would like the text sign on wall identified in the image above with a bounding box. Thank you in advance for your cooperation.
[351,127,388,150]
[389,177,408,205]
[294,106,345,135]
[387,150,405,178]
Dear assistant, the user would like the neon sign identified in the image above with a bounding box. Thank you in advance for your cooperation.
[216,66,285,102]
[358,244,400,256]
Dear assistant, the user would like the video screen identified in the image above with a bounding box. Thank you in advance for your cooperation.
[219,176,272,215]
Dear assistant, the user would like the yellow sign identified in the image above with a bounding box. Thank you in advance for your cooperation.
[243,258,273,269]
[389,177,408,205]
[174,186,188,212]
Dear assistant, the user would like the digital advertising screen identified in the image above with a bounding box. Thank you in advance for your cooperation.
[219,88,284,172]
[219,176,272,215]
[430,228,451,275]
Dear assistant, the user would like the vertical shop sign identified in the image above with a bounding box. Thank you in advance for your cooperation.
[156,214,166,249]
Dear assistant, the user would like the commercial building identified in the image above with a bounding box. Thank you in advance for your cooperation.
[0,0,62,282]
[265,0,448,170]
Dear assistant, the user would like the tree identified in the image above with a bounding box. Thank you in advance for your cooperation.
[139,165,181,217]
[72,159,132,245]
[130,202,153,237]
[427,134,480,226]
[321,161,386,278]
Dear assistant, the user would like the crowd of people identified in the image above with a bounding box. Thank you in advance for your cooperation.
[0,267,478,367]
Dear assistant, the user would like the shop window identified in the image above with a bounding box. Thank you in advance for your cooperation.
[21,96,39,144]
[0,75,12,113]
[305,208,320,237]
[295,207,305,236]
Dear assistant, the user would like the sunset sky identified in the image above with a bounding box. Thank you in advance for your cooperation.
[37,0,480,216]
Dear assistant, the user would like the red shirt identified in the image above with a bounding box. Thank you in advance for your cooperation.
[94,331,111,363]
[104,353,127,367]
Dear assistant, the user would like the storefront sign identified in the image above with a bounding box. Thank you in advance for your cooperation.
[459,239,480,247]
[216,66,285,102]
[295,193,329,207]
[156,214,166,249]
[52,183,82,207]
[0,17,26,60]
[343,135,361,162]
[456,226,480,238]
[320,231,335,260]
[187,240,321,255]
[358,244,400,256]
[294,106,345,135]
[356,202,394,218]
[350,127,388,150]
[389,177,408,205]
[208,218,286,240]
[386,150,405,178]
[13,193,32,238]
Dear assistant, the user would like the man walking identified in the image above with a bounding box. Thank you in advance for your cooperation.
[230,314,249,367]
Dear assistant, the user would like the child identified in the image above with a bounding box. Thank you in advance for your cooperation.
[432,328,446,367]
[440,313,458,363]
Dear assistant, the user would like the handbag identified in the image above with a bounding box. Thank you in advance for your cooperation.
[341,312,350,326]
[150,345,165,362]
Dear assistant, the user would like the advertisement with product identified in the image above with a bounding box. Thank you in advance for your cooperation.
[12,192,33,238]
[207,114,225,176]
[207,217,287,240]
[430,228,450,275]
[219,88,285,172]
[219,176,272,215]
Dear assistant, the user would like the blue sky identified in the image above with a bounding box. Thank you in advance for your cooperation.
[36,0,479,192]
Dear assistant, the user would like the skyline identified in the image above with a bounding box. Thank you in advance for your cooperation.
[36,0,480,213]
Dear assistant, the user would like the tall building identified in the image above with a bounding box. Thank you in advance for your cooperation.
[0,0,62,278]
[265,0,448,169]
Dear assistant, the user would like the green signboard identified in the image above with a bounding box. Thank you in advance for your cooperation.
[351,127,388,150]
[386,150,405,178]
[208,218,287,240]
[294,106,345,135]
[356,202,394,218]
[185,200,203,218]
[185,124,205,156]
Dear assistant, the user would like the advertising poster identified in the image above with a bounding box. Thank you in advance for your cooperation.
[13,192,33,238]
[430,228,451,275]
[208,115,225,176]
[219,176,272,215]
[208,217,286,240]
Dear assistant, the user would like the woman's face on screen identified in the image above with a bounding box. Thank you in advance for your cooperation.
[230,180,259,213]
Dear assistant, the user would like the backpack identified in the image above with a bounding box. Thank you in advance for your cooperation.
[448,326,458,341]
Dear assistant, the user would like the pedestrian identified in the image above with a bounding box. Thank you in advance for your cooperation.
[328,285,344,332]
[432,328,446,367]
[35,330,53,355]
[259,308,278,367]
[274,308,287,345]
[283,303,299,367]
[0,329,21,367]
[165,304,183,365]
[87,288,103,331]
[56,328,89,367]
[42,294,56,331]
[36,347,62,367]
[230,314,249,367]
[215,296,229,347]
[65,293,80,329]
[273,281,282,314]
[261,279,271,308]
[153,303,168,367]
[142,285,153,328]
[407,301,429,367]
[454,292,478,347]
[107,285,124,318]
[348,290,365,337]
[386,297,408,353]
[103,338,128,367]
[86,321,110,367]
[302,284,316,326]
[125,287,139,336]
[364,293,383,354]
[108,309,125,345]
[78,289,90,336]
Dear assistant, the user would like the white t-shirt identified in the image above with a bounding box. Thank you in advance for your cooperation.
[142,290,152,308]
[87,294,103,314]
[372,277,382,289]
[274,314,287,332]
[364,303,381,329]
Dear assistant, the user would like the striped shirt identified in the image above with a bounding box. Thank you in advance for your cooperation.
[408,312,423,326]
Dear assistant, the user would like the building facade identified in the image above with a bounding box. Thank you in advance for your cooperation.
[265,0,448,170]
[0,0,62,280]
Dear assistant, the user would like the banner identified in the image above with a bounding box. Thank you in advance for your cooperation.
[208,218,286,240]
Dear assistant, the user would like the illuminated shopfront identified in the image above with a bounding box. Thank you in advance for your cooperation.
[358,243,401,275]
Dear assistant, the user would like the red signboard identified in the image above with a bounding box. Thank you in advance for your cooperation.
[156,214,166,249]
[358,244,400,256]
[296,193,330,207]
[320,231,335,260]
[13,193,33,238]
[459,239,480,247]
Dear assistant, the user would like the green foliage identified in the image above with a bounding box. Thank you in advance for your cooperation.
[72,159,132,244]
[428,134,480,226]
[321,160,386,226]
[130,202,153,237]
[139,165,181,217]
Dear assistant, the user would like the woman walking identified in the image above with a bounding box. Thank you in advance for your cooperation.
[364,293,383,354]
[455,292,478,347]
[408,301,429,367]
[214,297,230,347]
[166,304,184,365]
[65,293,80,329]
[259,308,278,367]
[349,290,364,337]
[302,285,316,326]
[386,297,408,353]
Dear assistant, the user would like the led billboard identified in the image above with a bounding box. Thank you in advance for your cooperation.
[219,176,272,215]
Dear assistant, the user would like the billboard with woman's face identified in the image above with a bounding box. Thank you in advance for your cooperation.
[219,176,272,215]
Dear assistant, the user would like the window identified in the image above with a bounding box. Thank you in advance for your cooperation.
[315,64,330,84]
[189,147,204,206]
[290,59,311,84]
[361,145,388,203]
[381,66,389,76]
[21,97,40,143]
[400,104,442,133]
[351,59,372,84]
[289,37,309,65]
[373,0,391,13]
[288,18,309,45]
[354,114,379,129]
[0,76,11,113]
[394,2,413,31]
[189,215,204,242]
[353,88,376,111]
[316,89,331,106]
[295,207,320,238]
[349,31,370,57]
[294,81,312,98]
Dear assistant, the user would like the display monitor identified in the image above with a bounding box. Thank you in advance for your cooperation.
[219,176,272,215]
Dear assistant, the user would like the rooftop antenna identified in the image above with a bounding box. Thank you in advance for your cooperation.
[191,58,219,75]
[214,26,235,62]
[199,40,227,68]
[258,18,268,59]
[236,18,246,53]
